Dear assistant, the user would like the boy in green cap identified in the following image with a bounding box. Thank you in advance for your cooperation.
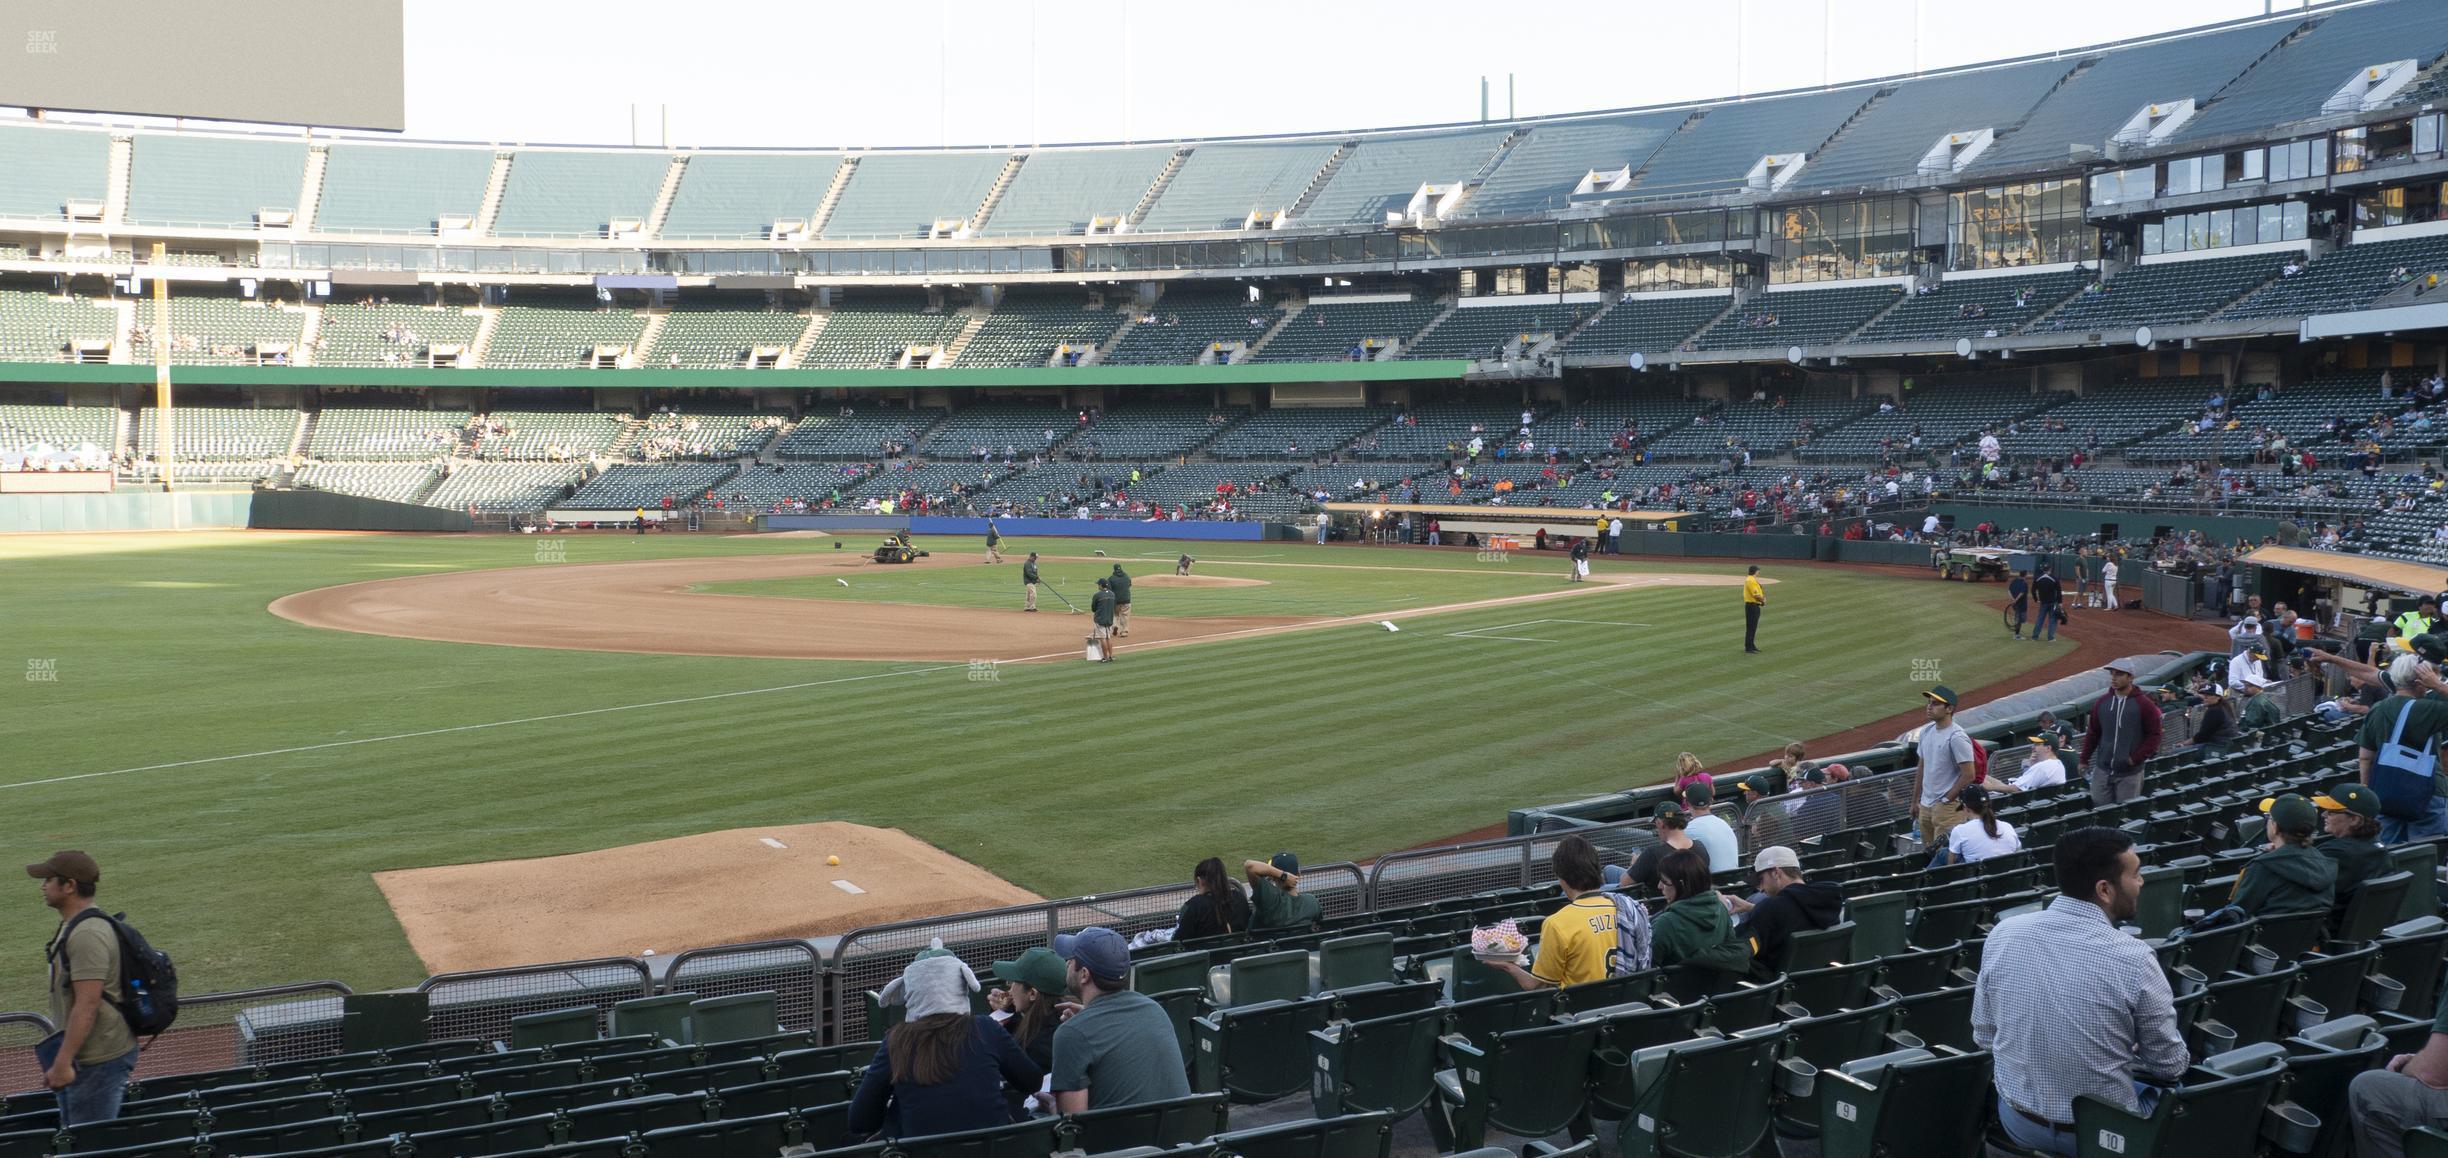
[2313,783,2390,908]
[2231,794,2338,917]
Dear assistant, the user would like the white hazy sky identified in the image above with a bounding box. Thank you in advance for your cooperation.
[396,0,2317,149]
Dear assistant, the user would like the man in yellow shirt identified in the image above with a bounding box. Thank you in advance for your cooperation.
[1489,835,1646,988]
[1744,565,1768,654]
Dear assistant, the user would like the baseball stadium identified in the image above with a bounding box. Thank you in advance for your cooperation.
[8,0,2448,1154]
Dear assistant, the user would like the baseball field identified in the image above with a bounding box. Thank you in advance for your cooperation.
[0,528,2068,1013]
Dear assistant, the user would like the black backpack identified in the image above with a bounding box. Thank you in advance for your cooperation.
[53,909,180,1039]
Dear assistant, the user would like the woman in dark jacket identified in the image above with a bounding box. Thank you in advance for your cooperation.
[1648,848,1752,990]
[1175,856,1252,939]
[850,954,1044,1137]
[986,947,1066,1118]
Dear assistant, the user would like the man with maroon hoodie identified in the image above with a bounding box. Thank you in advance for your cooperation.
[2081,661,2163,805]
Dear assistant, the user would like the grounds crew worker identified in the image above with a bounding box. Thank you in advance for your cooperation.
[1109,565,1133,637]
[985,521,1005,564]
[2398,596,2440,644]
[1022,552,1041,612]
[1568,535,1591,583]
[1091,578,1117,662]
[1743,565,1767,654]
[32,850,136,1126]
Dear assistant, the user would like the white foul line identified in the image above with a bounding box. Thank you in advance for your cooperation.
[0,663,965,792]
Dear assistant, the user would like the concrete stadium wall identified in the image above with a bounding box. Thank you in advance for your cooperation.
[0,491,253,532]
[762,515,1269,541]
[250,490,473,532]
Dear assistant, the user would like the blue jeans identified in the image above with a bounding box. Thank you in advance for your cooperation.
[2381,796,2448,844]
[2033,603,2062,640]
[55,1046,137,1126]
[1996,1084,2163,1157]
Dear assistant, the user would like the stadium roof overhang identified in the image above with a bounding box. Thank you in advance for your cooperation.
[2243,545,2448,596]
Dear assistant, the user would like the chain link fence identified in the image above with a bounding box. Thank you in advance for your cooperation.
[131,982,354,1079]
[663,940,827,1036]
[0,1013,55,1095]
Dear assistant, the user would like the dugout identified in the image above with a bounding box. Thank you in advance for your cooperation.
[2237,545,2448,641]
[1320,501,1691,546]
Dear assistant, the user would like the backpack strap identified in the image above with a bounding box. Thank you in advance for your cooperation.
[47,908,112,966]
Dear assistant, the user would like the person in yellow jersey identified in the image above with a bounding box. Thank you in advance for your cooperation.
[1487,835,1649,988]
[1743,565,1768,654]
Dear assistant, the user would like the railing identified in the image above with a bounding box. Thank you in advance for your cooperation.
[0,1012,56,1095]
[130,981,354,1079]
[663,939,828,1035]
[419,958,653,1046]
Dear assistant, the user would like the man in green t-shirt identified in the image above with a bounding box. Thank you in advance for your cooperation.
[1109,565,1134,637]
[1021,552,1040,612]
[1049,927,1191,1112]
[30,850,136,1125]
[2238,677,2285,732]
[1243,852,1323,933]
[2357,690,2448,842]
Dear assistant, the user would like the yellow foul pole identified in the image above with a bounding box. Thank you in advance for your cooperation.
[150,242,173,491]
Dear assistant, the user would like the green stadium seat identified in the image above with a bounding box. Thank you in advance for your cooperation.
[2375,919,2448,1015]
[54,1109,201,1154]
[2135,865,2189,940]
[687,992,782,1044]
[640,1110,797,1157]
[1572,1001,1710,1121]
[1064,1091,1230,1153]
[1816,1047,1993,1158]
[1778,922,1857,975]
[1609,1025,1798,1158]
[194,1090,341,1133]
[1874,942,1963,995]
[348,1094,499,1138]
[1211,950,1310,1006]
[1891,986,1978,1052]
[1129,952,1210,996]
[2412,1127,2448,1158]
[406,1112,560,1155]
[1324,979,1441,1023]
[1446,989,1559,1045]
[1316,933,1395,992]
[2290,946,2380,1025]
[1552,973,1657,1015]
[1774,1001,1910,1138]
[1308,1004,1446,1122]
[2071,1043,2314,1158]
[1842,893,1910,960]
[1784,960,1884,1016]
[191,1114,352,1155]
[1691,977,1794,1032]
[631,1057,776,1098]
[2388,845,2444,924]
[558,1092,705,1142]
[239,1139,401,1157]
[705,1072,847,1121]
[1428,1017,1604,1151]
[509,1006,603,1051]
[885,1115,1063,1158]
[1209,1110,1393,1158]
[2169,921,2257,978]
[494,1136,638,1157]
[1135,986,1205,1076]
[610,992,698,1046]
[2281,1016,2389,1158]
[2342,873,2418,945]
[584,1045,703,1082]
[1193,996,1337,1103]
[496,1075,638,1112]
[332,1074,464,1116]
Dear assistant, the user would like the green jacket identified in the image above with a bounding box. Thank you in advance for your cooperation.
[1091,590,1116,626]
[1652,894,1752,984]
[1110,570,1132,602]
[2317,836,2390,905]
[2239,695,2284,731]
[1022,560,1039,584]
[2232,843,2337,917]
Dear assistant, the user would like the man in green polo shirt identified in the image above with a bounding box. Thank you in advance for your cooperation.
[1243,852,1323,933]
[1090,579,1117,662]
[1109,565,1134,637]
[1021,552,1041,612]
[2238,677,2285,732]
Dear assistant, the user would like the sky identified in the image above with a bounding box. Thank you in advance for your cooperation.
[389,0,2323,150]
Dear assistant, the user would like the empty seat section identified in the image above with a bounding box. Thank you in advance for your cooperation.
[1104,286,1283,365]
[1625,88,1867,200]
[802,296,968,368]
[1800,384,2063,460]
[627,409,786,460]
[308,406,471,460]
[644,307,810,368]
[314,304,481,367]
[132,406,296,460]
[1854,269,2089,342]
[2123,372,2382,463]
[468,410,629,461]
[484,304,649,369]
[1991,376,2220,458]
[821,153,1009,240]
[1969,21,2292,175]
[771,409,943,459]
[2035,253,2278,331]
[1300,128,1511,226]
[565,463,740,509]
[124,133,306,229]
[1524,397,1715,458]
[844,461,1009,506]
[918,406,1077,458]
[0,289,118,363]
[2224,233,2448,320]
[0,402,116,454]
[422,463,586,512]
[1361,405,1541,460]
[1461,112,1688,218]
[1206,406,1394,459]
[982,148,1173,236]
[1691,284,1901,350]
[0,123,110,220]
[954,294,1124,367]
[132,296,307,365]
[1798,58,2071,191]
[315,144,495,235]
[1138,140,1341,233]
[712,462,882,507]
[491,150,671,238]
[658,153,846,239]
[1404,302,1590,360]
[292,463,440,504]
[1255,300,1441,363]
[2171,2,2448,145]
[1647,389,1873,460]
[1068,406,1246,458]
[1562,294,1733,355]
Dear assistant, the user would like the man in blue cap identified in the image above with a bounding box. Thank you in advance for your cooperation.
[1049,927,1190,1112]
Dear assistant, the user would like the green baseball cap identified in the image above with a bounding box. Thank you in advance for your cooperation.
[2314,783,2382,819]
[990,947,1071,997]
[1923,685,1959,707]
[2259,793,2320,834]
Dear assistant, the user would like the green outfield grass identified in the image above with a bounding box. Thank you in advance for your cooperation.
[0,529,2055,1012]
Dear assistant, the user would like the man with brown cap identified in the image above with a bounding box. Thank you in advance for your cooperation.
[2081,662,2163,805]
[30,851,136,1124]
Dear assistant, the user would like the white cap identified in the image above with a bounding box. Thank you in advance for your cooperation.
[1751,846,1801,875]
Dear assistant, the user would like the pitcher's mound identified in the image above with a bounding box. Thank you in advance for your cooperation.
[373,822,1041,974]
[1130,573,1269,589]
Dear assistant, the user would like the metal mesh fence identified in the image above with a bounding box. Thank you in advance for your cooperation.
[1738,768,1918,850]
[663,941,827,1036]
[419,959,651,1047]
[0,1013,55,1095]
[1370,820,1658,911]
[124,983,354,1079]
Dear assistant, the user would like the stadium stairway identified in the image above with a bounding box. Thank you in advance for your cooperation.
[1399,299,1464,359]
[474,152,513,237]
